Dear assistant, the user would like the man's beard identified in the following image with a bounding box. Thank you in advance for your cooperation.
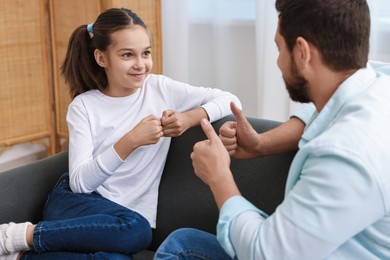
[283,57,311,103]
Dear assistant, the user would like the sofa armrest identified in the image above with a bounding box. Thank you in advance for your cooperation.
[0,151,68,224]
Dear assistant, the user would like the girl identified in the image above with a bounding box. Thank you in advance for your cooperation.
[0,7,241,259]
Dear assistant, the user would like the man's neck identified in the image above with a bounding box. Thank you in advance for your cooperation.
[309,67,358,112]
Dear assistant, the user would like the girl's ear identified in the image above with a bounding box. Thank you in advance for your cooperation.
[94,49,107,68]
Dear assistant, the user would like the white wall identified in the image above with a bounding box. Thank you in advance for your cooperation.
[187,21,259,117]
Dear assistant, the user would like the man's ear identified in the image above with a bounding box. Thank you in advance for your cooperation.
[294,36,311,69]
[94,49,107,68]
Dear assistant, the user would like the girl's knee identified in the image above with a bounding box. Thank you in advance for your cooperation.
[118,212,152,254]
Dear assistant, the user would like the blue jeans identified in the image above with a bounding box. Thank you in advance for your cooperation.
[154,228,232,260]
[20,173,152,259]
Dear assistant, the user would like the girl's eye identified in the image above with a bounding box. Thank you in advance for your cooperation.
[123,53,133,58]
[143,50,151,56]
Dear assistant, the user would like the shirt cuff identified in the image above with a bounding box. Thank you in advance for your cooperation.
[290,103,316,125]
[217,196,268,258]
[201,101,223,123]
[96,145,125,174]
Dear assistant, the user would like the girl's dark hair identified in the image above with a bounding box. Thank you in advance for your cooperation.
[275,0,370,72]
[61,8,148,99]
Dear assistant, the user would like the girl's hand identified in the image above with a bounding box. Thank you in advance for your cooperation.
[130,114,164,147]
[114,115,163,160]
[161,110,190,137]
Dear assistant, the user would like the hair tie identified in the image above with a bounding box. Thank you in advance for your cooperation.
[87,23,94,33]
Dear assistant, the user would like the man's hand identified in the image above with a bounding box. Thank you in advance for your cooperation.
[219,102,261,159]
[191,118,240,209]
[191,118,231,186]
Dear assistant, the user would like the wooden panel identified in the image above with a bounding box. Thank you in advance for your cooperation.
[0,0,54,153]
[51,0,162,146]
[50,0,102,141]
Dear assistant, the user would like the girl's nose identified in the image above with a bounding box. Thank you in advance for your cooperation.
[133,57,145,70]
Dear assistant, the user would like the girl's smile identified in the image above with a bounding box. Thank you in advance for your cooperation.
[129,73,146,79]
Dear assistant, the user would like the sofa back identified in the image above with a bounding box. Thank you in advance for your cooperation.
[0,116,296,251]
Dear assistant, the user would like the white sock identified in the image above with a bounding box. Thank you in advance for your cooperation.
[0,223,11,255]
[1,252,21,260]
[1,222,31,255]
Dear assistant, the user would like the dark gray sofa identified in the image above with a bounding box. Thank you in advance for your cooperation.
[0,115,296,259]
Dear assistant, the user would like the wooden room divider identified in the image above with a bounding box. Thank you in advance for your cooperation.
[0,0,162,156]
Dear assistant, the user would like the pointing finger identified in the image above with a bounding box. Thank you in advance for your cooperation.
[200,118,218,142]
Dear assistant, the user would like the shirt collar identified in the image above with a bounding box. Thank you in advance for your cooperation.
[299,64,377,147]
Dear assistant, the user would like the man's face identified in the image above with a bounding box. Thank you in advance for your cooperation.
[275,25,311,103]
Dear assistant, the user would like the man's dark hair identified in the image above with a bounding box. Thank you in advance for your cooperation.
[275,0,370,71]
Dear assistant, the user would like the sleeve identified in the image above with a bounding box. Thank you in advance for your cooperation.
[66,101,125,193]
[217,196,267,258]
[217,148,385,259]
[159,76,241,122]
[290,103,316,125]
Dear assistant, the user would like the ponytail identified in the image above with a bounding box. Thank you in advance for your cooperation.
[61,25,106,99]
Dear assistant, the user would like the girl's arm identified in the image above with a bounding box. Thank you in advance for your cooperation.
[161,107,208,137]
[158,75,241,136]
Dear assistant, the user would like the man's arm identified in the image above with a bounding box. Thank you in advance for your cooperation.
[219,102,312,159]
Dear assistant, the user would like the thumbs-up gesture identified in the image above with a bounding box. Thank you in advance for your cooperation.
[219,102,261,159]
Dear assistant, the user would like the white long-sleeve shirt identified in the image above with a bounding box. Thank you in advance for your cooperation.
[218,64,390,259]
[67,74,241,228]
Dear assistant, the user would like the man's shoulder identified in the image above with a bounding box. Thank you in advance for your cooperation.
[369,60,390,76]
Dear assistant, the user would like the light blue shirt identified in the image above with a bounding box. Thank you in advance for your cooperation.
[217,64,390,259]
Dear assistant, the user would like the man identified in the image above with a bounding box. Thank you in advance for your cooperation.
[154,0,390,259]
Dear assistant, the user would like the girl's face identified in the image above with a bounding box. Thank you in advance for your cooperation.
[95,26,153,97]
